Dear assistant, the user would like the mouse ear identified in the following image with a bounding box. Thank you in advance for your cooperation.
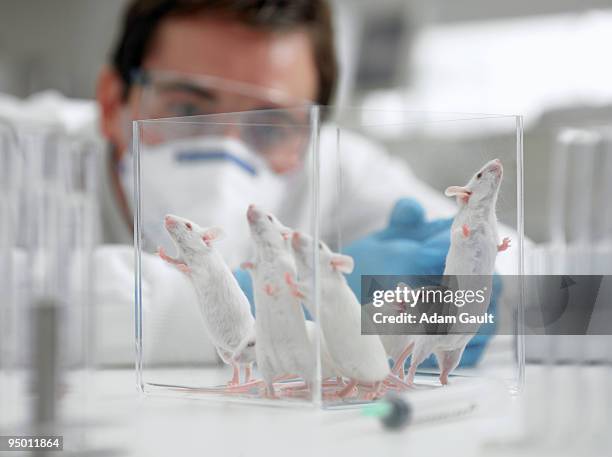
[444,186,469,197]
[330,254,354,274]
[202,227,224,245]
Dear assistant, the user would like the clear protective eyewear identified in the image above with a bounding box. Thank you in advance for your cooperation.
[131,69,314,172]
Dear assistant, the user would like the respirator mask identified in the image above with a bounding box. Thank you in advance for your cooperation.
[119,134,296,267]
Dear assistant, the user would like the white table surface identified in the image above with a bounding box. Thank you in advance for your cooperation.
[73,369,521,457]
[4,364,611,457]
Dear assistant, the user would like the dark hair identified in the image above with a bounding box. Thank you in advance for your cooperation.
[111,0,337,105]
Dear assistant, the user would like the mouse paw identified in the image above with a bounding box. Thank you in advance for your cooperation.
[240,261,255,270]
[262,386,278,399]
[284,272,305,299]
[157,246,169,262]
[264,283,279,297]
[336,379,358,398]
[359,381,385,401]
[462,224,471,238]
[177,263,191,274]
[362,391,379,401]
[159,246,185,267]
[497,237,511,252]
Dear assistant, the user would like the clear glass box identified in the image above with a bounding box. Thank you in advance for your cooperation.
[133,107,524,408]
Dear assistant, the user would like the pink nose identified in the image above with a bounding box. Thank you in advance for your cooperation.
[164,216,177,229]
[490,158,502,172]
[247,204,259,223]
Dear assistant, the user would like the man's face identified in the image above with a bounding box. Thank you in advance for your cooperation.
[99,14,318,165]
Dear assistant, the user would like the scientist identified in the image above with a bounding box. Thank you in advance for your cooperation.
[94,0,492,366]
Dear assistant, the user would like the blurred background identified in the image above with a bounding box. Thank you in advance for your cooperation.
[1,0,612,241]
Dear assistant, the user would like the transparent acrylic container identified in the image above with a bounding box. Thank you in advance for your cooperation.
[133,107,524,408]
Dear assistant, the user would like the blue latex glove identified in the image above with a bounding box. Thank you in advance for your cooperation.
[344,198,453,298]
[234,268,255,317]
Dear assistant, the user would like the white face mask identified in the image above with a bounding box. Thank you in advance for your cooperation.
[119,135,289,268]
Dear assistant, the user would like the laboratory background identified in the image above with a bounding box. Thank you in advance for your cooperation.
[1,0,611,456]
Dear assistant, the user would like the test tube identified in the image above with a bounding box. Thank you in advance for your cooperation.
[550,129,601,248]
[0,123,15,359]
[18,127,64,299]
[0,122,18,432]
[567,130,600,246]
[598,130,612,246]
[549,130,570,246]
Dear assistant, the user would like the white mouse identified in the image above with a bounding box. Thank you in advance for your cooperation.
[290,231,407,399]
[158,214,256,386]
[286,234,344,387]
[242,204,314,398]
[291,236,414,383]
[406,158,511,386]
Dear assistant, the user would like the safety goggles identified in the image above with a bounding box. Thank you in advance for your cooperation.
[131,69,313,172]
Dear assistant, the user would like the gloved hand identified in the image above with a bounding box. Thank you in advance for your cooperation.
[343,198,497,369]
[344,198,453,297]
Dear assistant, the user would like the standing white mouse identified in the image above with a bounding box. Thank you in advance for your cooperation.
[158,214,256,386]
[406,158,511,385]
[289,232,404,398]
[242,204,314,398]
[283,238,343,383]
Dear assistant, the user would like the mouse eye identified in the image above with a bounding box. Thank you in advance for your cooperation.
[185,222,192,230]
[247,341,255,347]
[267,215,273,222]
[476,172,482,179]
